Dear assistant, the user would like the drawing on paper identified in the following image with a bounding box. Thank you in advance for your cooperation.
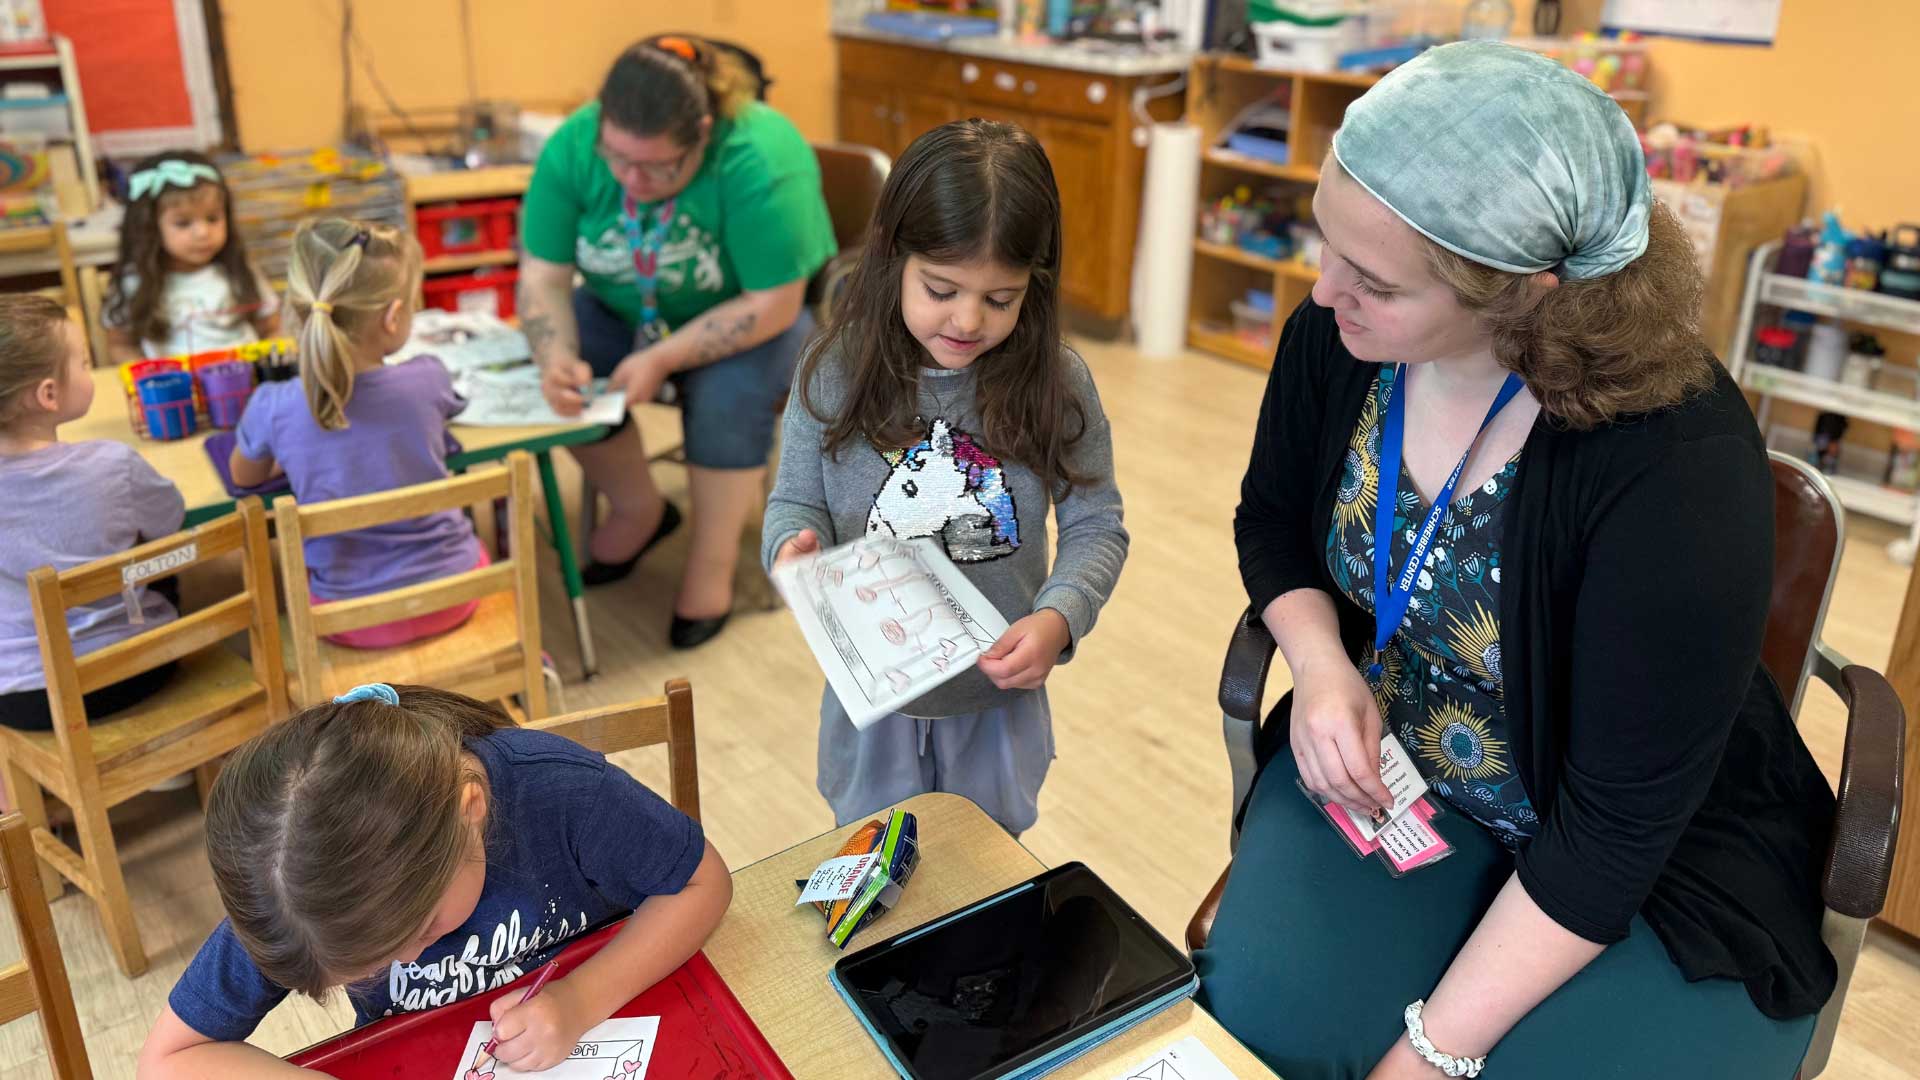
[452,1016,658,1080]
[773,535,1011,728]
[1109,1035,1241,1080]
[453,364,629,428]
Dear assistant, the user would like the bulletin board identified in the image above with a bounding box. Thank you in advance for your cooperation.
[44,0,223,154]
[1601,0,1781,45]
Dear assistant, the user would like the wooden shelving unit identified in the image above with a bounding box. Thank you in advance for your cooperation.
[423,249,519,274]
[1184,56,1377,370]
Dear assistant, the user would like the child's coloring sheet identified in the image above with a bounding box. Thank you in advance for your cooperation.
[453,1015,657,1080]
[1109,1035,1241,1080]
[390,310,534,374]
[453,364,629,427]
[772,535,1010,728]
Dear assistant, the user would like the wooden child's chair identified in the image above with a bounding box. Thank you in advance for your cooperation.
[0,812,91,1079]
[523,679,701,820]
[277,451,553,720]
[0,499,288,978]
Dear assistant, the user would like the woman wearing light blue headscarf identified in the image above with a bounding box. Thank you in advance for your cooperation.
[1201,42,1832,1080]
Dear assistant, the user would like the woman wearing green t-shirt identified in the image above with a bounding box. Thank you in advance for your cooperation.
[521,35,835,648]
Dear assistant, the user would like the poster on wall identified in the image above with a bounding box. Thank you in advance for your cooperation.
[1601,0,1781,45]
[45,0,222,154]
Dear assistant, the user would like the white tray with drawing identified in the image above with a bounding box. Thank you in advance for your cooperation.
[773,535,1011,729]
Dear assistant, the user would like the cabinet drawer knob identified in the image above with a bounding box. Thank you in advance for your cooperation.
[994,71,1017,91]
[1087,80,1108,104]
[893,111,906,125]
[874,104,889,119]
[961,62,980,84]
[1022,79,1038,95]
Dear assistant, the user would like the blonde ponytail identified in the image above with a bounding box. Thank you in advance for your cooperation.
[285,219,422,432]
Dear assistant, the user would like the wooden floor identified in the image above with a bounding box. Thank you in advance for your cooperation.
[4,339,1919,1078]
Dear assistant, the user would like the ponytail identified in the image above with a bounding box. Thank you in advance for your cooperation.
[599,35,757,145]
[284,219,421,431]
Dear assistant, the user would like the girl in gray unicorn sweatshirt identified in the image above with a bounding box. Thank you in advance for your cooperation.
[762,119,1128,834]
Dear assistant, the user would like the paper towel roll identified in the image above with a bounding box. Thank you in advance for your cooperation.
[1131,122,1202,358]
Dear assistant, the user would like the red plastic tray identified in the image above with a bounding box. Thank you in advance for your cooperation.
[287,924,789,1079]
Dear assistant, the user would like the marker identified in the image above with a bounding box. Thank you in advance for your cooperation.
[472,961,560,1072]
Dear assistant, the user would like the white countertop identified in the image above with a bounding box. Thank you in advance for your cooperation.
[833,21,1193,77]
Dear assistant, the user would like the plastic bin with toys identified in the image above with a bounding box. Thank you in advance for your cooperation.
[117,338,296,441]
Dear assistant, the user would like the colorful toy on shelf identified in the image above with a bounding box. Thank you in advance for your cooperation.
[1198,184,1304,264]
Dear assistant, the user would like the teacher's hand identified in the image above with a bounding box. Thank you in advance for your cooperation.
[607,348,674,409]
[539,354,594,418]
[1290,654,1394,815]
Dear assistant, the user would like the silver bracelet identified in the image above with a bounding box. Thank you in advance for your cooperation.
[1404,1000,1486,1078]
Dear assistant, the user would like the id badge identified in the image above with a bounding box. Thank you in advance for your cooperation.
[1302,781,1456,877]
[634,317,669,349]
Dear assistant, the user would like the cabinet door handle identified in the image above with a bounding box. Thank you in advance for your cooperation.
[961,62,980,84]
[893,111,906,125]
[993,71,1017,91]
[874,104,889,119]
[1022,79,1038,95]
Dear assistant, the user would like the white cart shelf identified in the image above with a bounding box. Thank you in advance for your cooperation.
[1730,241,1920,554]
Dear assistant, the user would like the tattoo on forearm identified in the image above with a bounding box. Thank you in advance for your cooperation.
[695,311,758,364]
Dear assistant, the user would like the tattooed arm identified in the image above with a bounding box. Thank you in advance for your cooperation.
[523,253,595,416]
[650,280,806,371]
[604,280,807,407]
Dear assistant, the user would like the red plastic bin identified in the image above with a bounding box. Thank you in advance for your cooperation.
[422,266,518,319]
[415,197,519,258]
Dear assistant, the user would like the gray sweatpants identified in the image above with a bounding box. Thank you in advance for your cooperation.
[816,687,1055,835]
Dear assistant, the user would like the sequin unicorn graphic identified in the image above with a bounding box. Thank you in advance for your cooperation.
[867,419,1018,563]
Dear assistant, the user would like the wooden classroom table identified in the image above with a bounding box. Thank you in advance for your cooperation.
[75,367,653,678]
[703,791,1281,1079]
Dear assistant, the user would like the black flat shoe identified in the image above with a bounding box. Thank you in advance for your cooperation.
[669,611,731,649]
[581,501,682,587]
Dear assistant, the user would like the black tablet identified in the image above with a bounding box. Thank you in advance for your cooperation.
[829,862,1198,1080]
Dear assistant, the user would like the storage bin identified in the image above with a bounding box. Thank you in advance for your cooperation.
[1230,298,1274,345]
[422,266,519,318]
[415,197,519,258]
[1252,19,1365,72]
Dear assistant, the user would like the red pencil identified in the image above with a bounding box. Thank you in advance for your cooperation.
[472,960,561,1071]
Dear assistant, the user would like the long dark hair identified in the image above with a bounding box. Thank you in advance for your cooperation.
[204,685,512,999]
[599,34,756,145]
[103,149,262,348]
[800,118,1088,496]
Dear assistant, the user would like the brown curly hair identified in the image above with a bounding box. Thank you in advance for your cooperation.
[1421,199,1714,429]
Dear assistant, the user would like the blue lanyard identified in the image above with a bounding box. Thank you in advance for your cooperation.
[1369,364,1524,678]
[620,194,676,327]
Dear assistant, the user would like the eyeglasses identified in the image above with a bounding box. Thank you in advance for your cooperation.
[596,141,694,184]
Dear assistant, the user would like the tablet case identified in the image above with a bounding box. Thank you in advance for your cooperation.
[829,863,1199,1080]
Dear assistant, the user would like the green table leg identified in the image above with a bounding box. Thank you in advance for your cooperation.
[536,449,598,679]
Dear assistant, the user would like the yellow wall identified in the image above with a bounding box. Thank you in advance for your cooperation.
[1635,1,1919,230]
[221,1,1913,229]
[218,0,837,151]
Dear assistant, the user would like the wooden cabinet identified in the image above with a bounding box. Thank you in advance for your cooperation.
[837,80,899,159]
[1031,114,1115,314]
[834,37,1180,321]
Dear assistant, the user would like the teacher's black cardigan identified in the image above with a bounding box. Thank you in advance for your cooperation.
[1234,300,1836,1020]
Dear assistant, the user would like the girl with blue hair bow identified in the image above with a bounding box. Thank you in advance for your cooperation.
[1206,42,1832,1080]
[102,149,278,367]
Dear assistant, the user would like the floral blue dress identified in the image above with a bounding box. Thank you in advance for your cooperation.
[1324,366,1539,849]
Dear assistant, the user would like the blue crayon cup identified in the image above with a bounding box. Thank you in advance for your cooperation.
[136,370,198,440]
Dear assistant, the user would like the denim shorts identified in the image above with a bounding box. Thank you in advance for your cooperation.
[572,287,808,469]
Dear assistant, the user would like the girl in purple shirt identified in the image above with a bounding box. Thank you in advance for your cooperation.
[231,218,485,648]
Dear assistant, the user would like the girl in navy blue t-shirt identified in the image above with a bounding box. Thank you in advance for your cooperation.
[138,683,731,1077]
